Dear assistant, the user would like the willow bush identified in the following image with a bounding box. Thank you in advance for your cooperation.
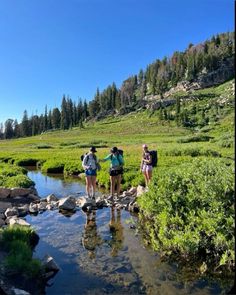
[137,158,235,271]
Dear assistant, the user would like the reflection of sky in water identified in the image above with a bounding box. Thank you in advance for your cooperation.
[25,170,230,295]
[27,170,86,198]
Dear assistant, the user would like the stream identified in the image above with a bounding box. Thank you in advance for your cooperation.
[25,168,232,295]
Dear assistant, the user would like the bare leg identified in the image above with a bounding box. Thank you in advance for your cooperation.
[110,176,115,197]
[147,170,152,184]
[143,171,148,187]
[91,176,97,198]
[116,174,122,197]
[86,176,92,197]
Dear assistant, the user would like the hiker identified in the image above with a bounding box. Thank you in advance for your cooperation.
[82,146,100,199]
[140,144,153,186]
[99,147,124,199]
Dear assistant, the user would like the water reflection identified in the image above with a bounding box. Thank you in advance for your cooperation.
[25,169,233,295]
[82,210,103,259]
[109,207,124,257]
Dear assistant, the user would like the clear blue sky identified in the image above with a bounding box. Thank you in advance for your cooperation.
[0,0,234,124]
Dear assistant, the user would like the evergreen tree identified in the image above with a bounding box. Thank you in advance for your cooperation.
[52,108,61,129]
[21,110,29,137]
[4,119,14,139]
[43,105,48,131]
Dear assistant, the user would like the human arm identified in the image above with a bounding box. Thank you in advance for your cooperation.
[98,154,111,163]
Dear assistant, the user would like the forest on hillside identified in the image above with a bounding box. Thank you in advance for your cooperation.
[0,31,234,140]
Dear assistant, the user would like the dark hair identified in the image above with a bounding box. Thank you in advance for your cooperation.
[110,146,118,153]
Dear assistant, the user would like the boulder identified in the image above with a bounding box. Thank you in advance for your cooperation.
[5,207,19,218]
[18,204,29,217]
[8,217,31,227]
[38,201,47,211]
[29,203,39,214]
[128,202,140,213]
[77,196,96,210]
[10,188,32,197]
[128,187,137,195]
[42,254,60,272]
[0,219,5,227]
[58,196,76,211]
[0,202,12,213]
[0,188,11,198]
[136,185,146,197]
[27,194,41,202]
[46,193,58,203]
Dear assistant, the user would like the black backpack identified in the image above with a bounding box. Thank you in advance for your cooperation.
[149,150,158,167]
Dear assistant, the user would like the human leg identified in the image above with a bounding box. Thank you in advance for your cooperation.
[91,175,97,198]
[86,176,92,197]
[110,176,115,197]
[116,174,122,196]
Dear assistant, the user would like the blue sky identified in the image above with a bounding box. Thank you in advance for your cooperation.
[0,0,234,124]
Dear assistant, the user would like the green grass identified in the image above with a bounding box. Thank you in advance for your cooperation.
[0,225,41,278]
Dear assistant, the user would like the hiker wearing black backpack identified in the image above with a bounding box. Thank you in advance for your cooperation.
[140,144,158,187]
[82,146,100,199]
[99,147,124,200]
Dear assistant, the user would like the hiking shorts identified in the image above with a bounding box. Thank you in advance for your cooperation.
[85,169,97,176]
[109,168,123,177]
[142,164,153,173]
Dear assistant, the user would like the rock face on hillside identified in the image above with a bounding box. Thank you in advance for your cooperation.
[144,56,234,109]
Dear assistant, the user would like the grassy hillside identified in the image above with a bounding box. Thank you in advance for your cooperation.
[0,79,234,189]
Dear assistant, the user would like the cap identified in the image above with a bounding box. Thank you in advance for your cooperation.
[142,144,148,148]
[110,146,118,153]
[90,146,97,153]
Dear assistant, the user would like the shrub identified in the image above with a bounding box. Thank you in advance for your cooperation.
[4,175,35,188]
[177,134,213,143]
[137,158,235,271]
[1,226,41,278]
[41,160,65,173]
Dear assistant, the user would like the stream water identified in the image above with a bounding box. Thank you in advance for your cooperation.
[25,169,232,295]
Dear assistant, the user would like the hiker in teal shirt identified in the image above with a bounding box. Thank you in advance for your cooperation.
[99,147,124,199]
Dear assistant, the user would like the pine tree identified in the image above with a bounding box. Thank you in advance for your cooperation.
[21,110,29,137]
[4,119,14,139]
[52,108,61,129]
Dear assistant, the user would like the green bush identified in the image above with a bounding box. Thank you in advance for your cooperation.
[177,134,213,143]
[138,158,235,271]
[41,160,65,173]
[4,175,34,188]
[1,226,41,278]
[14,158,39,166]
[0,163,34,188]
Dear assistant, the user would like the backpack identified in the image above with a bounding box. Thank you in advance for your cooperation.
[149,150,158,167]
[81,153,98,166]
[111,149,124,166]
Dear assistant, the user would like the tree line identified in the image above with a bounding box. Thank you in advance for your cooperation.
[0,31,234,139]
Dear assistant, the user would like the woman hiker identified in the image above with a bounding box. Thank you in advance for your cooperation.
[82,146,100,199]
[140,144,153,187]
[99,146,124,200]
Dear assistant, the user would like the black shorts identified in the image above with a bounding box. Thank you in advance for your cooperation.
[109,168,123,176]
